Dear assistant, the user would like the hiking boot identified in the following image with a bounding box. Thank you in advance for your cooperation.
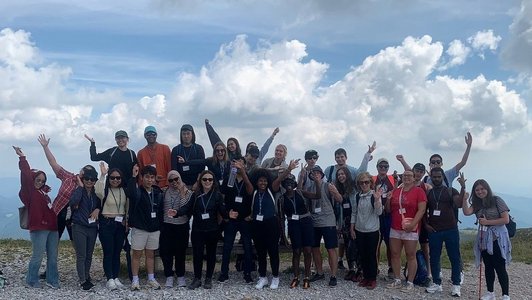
[270,277,279,289]
[366,280,377,290]
[480,291,495,300]
[302,278,310,289]
[255,277,268,289]
[290,277,299,288]
[217,273,229,283]
[203,278,212,289]
[106,278,117,291]
[426,283,442,293]
[401,281,414,292]
[147,279,161,290]
[309,273,325,282]
[328,276,337,287]
[387,279,402,289]
[337,260,346,270]
[244,274,253,284]
[451,285,461,297]
[188,278,201,290]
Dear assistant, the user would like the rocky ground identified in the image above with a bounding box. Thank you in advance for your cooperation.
[0,244,530,300]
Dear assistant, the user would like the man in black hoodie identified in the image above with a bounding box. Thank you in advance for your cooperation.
[171,124,206,187]
[127,165,164,290]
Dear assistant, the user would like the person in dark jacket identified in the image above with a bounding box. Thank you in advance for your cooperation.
[169,170,226,290]
[171,124,206,187]
[14,146,59,289]
[69,165,101,290]
[126,165,164,291]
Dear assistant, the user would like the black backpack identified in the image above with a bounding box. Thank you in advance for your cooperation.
[403,249,430,286]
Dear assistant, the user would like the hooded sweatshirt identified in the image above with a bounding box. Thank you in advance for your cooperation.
[171,125,206,186]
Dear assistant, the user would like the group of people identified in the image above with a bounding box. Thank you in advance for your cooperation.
[15,122,512,300]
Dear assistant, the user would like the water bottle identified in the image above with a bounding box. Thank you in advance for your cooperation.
[227,166,237,187]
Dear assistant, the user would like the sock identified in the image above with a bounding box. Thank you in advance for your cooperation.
[132,275,139,284]
[148,273,155,281]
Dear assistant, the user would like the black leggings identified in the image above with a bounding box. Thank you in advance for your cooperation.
[481,241,509,296]
[356,230,380,280]
[159,222,190,277]
[253,218,280,277]
[191,230,218,280]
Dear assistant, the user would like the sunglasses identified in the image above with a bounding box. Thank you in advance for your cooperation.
[202,177,214,182]
[168,177,180,183]
[215,149,226,153]
[145,132,157,137]
[307,156,319,160]
[378,165,389,169]
[83,176,98,182]
[430,160,442,165]
[358,180,371,185]
[109,176,122,181]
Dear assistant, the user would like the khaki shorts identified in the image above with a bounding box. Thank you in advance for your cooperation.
[389,228,419,241]
[131,228,160,250]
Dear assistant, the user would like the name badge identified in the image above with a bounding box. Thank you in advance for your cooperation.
[219,180,223,185]
[291,214,300,220]
[151,212,157,218]
[481,225,488,232]
[433,210,441,216]
[256,215,264,221]
[88,218,96,224]
[47,203,53,209]
[314,207,322,213]
[150,164,156,168]
[235,196,243,203]
[202,213,210,220]
[343,203,350,209]
[399,208,406,214]
[183,166,190,172]
[115,216,124,222]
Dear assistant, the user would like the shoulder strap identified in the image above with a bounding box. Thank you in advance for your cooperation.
[356,193,360,207]
[328,166,335,182]
[129,149,134,163]
[110,147,118,159]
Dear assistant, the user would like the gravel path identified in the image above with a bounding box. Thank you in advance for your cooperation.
[1,247,530,299]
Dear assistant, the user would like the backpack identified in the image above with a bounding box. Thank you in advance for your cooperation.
[403,249,430,286]
[496,201,517,238]
[355,193,375,209]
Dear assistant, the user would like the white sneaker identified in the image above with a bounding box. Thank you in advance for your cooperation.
[270,277,279,289]
[147,279,161,290]
[387,279,402,289]
[426,283,442,293]
[106,279,117,291]
[177,276,186,287]
[480,291,495,300]
[401,281,414,292]
[131,281,140,291]
[255,277,268,289]
[113,278,124,289]
[502,295,511,300]
[451,285,461,297]
[165,277,173,288]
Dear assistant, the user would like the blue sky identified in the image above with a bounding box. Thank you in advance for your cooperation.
[1,0,531,197]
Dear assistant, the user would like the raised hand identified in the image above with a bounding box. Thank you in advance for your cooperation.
[368,141,377,153]
[457,172,466,188]
[12,146,24,157]
[287,159,300,171]
[38,134,50,147]
[465,132,472,146]
[99,162,108,176]
[132,164,139,178]
[84,134,95,143]
[272,127,280,136]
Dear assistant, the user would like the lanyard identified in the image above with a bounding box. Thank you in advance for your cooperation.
[430,188,443,210]
[109,189,122,213]
[289,195,297,214]
[148,191,154,213]
[235,180,243,197]
[201,191,213,214]
[398,187,405,215]
[181,144,195,161]
[219,162,225,179]
[258,191,265,215]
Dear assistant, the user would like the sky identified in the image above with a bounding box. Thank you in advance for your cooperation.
[1,0,531,197]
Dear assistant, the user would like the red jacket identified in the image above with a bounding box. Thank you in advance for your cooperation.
[18,157,58,232]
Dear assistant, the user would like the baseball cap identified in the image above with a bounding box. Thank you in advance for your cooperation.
[144,125,157,135]
[115,130,128,138]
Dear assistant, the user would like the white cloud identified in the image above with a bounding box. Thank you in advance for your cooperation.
[440,39,471,69]
[501,0,532,73]
[467,29,502,59]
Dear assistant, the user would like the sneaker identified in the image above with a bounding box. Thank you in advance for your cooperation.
[203,278,212,289]
[81,280,95,291]
[114,278,125,289]
[255,277,268,289]
[480,291,496,300]
[290,277,299,288]
[165,276,174,288]
[45,282,60,289]
[387,279,402,289]
[147,279,161,290]
[244,274,253,284]
[337,260,346,270]
[218,273,229,283]
[106,279,117,291]
[502,295,511,300]
[426,283,442,293]
[39,272,46,280]
[302,278,310,289]
[328,276,337,287]
[270,277,279,289]
[451,285,461,297]
[366,280,377,290]
[131,281,140,291]
[177,276,186,287]
[401,282,414,293]
[344,270,356,281]
[309,273,325,282]
[188,278,201,290]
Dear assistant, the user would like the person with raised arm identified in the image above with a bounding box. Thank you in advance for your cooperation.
[204,119,243,161]
[14,145,59,289]
[245,127,280,165]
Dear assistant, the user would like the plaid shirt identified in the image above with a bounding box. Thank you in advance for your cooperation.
[51,167,79,215]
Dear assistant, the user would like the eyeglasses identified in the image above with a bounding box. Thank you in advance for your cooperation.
[145,132,157,137]
[168,177,180,183]
[215,149,226,153]
[378,165,389,169]
[358,180,371,185]
[402,174,414,178]
[83,176,98,182]
[307,156,319,160]
[202,177,214,182]
[109,176,122,181]
[430,160,442,165]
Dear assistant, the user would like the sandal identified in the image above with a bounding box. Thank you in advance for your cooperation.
[290,277,299,288]
[302,278,310,289]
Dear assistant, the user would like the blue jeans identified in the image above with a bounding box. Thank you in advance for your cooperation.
[72,224,98,283]
[220,219,253,275]
[98,217,126,280]
[27,230,59,287]
[428,227,461,285]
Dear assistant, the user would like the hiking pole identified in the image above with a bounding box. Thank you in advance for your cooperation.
[478,222,483,300]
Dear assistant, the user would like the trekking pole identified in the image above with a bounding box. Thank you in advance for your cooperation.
[478,222,483,300]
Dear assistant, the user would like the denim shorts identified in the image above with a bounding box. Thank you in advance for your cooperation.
[389,228,419,241]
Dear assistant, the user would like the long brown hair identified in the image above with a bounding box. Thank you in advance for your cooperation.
[334,166,354,196]
[470,179,496,211]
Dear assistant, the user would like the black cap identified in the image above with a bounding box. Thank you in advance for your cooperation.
[115,130,128,138]
[181,124,193,132]
[247,146,260,158]
[309,165,324,180]
[81,165,98,179]
[412,163,426,172]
